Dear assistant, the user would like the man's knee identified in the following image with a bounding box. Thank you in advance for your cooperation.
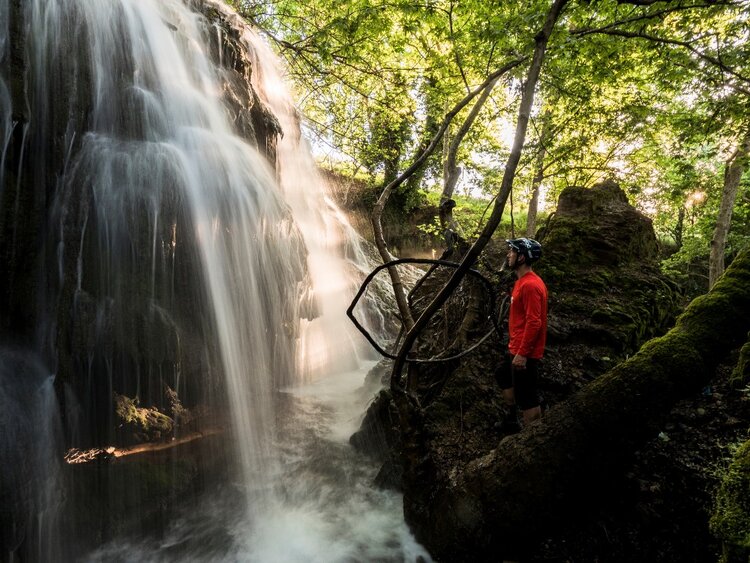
[502,387,515,406]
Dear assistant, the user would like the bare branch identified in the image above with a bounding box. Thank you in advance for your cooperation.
[448,0,471,93]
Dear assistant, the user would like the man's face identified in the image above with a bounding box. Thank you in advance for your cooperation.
[506,247,520,268]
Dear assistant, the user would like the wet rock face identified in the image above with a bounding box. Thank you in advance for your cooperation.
[349,384,403,489]
[200,2,282,164]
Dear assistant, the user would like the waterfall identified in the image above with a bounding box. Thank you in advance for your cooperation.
[2,0,427,559]
[22,0,317,502]
[0,350,65,562]
[211,5,377,381]
[253,63,373,382]
[0,0,10,195]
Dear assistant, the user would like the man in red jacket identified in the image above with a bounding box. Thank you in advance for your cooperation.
[497,237,548,430]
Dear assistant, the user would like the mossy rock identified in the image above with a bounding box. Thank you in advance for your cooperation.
[533,181,681,375]
[711,439,750,563]
[730,335,750,389]
[114,393,173,446]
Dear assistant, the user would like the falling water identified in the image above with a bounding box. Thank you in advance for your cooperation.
[26,0,309,503]
[247,34,375,382]
[0,350,65,562]
[3,0,427,559]
[0,0,10,193]
[202,1,379,381]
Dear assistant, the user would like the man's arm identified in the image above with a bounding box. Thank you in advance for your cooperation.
[516,284,544,358]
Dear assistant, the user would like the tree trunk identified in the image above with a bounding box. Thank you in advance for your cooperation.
[441,78,498,235]
[526,110,550,238]
[409,249,750,562]
[439,118,460,235]
[404,81,440,195]
[709,132,750,288]
[675,204,685,250]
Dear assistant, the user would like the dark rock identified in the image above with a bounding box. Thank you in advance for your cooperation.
[350,389,398,458]
[66,430,231,554]
[543,179,658,266]
[363,358,394,390]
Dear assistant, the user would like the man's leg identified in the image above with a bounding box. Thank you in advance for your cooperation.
[516,358,541,426]
[501,387,521,431]
[496,354,520,432]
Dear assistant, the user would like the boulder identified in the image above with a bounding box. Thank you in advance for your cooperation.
[535,180,681,397]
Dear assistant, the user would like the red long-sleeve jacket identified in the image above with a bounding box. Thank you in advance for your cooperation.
[508,271,548,359]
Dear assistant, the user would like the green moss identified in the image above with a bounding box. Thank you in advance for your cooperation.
[114,393,173,443]
[711,439,750,563]
[730,335,750,389]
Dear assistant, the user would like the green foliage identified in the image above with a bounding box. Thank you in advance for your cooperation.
[416,189,532,242]
[232,0,750,269]
[660,171,750,297]
[711,439,750,563]
[114,393,173,443]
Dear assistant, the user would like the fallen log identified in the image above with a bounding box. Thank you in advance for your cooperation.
[410,248,750,561]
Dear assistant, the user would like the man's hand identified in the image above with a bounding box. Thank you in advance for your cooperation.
[512,354,527,369]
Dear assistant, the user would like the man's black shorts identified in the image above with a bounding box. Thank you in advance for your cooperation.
[496,352,541,410]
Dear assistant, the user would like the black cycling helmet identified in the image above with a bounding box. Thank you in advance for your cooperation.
[506,238,542,262]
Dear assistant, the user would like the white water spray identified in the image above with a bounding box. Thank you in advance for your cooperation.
[0,350,64,562]
[206,2,377,381]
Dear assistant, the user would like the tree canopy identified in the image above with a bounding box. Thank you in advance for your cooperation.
[230,0,750,286]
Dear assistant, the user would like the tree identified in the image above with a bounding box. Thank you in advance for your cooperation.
[525,108,550,237]
[710,130,750,287]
